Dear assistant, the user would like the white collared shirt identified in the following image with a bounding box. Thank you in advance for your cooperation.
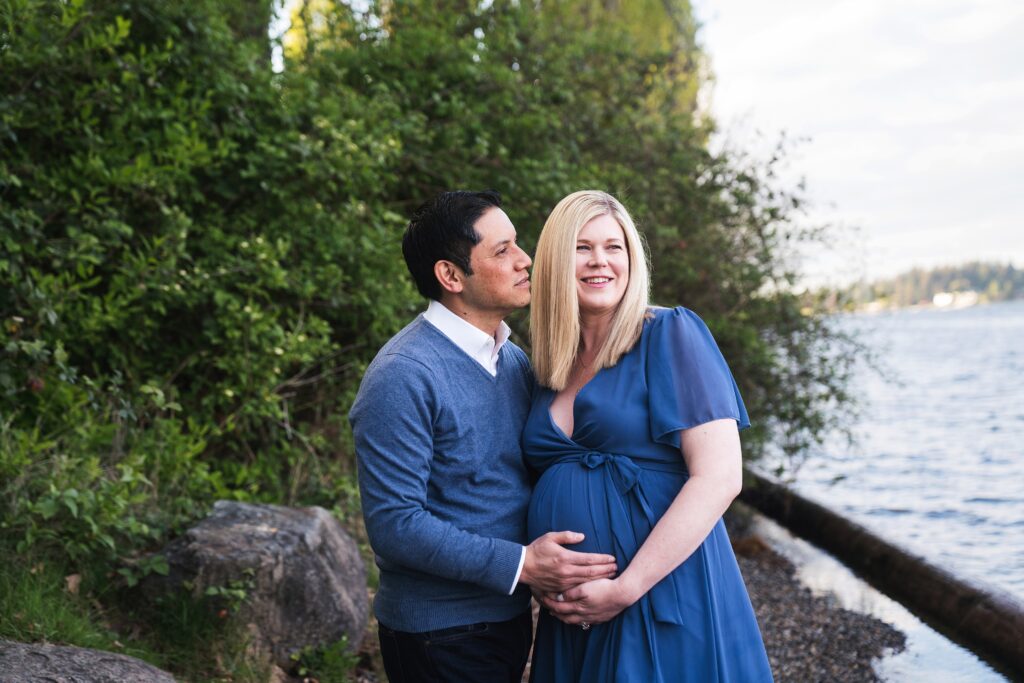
[423,299,511,376]
[421,299,528,593]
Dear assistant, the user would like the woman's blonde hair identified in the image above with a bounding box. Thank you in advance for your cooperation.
[530,190,650,390]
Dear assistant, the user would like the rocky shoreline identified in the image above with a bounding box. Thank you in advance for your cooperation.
[731,518,907,682]
[0,502,925,683]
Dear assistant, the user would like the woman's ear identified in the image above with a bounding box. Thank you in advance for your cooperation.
[434,259,465,295]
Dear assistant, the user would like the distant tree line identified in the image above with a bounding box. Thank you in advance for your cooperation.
[841,262,1023,309]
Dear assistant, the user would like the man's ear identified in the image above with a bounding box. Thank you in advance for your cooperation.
[434,260,465,295]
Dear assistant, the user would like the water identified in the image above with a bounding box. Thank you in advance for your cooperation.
[751,514,1005,682]
[787,299,1024,599]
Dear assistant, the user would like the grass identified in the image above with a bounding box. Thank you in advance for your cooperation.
[117,588,274,682]
[0,553,121,652]
[0,548,275,681]
[0,546,372,681]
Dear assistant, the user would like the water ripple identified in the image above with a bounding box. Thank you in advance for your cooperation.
[795,300,1024,598]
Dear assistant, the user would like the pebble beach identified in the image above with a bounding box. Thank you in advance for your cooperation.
[732,530,907,682]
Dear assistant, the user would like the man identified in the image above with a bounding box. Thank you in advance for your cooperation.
[349,191,616,682]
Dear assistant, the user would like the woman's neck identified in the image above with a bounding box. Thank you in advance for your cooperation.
[578,311,615,360]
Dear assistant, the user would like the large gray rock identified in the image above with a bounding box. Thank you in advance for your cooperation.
[0,640,175,682]
[144,501,368,670]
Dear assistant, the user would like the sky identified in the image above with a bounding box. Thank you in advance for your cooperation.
[691,0,1024,286]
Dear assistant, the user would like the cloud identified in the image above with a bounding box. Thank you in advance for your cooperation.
[921,0,1024,45]
[694,0,1024,281]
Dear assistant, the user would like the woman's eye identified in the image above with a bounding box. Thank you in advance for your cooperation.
[576,245,590,251]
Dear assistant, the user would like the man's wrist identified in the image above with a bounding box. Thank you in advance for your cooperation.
[509,546,527,594]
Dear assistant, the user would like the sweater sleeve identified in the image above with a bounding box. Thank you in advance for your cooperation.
[349,353,524,594]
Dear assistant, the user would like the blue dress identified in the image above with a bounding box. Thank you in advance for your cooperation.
[525,307,773,682]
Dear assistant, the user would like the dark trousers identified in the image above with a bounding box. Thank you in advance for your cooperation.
[378,611,533,683]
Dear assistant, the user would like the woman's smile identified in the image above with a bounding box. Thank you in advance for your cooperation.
[575,214,629,316]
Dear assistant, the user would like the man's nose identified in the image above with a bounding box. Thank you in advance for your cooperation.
[517,246,532,269]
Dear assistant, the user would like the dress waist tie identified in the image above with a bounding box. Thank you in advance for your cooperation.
[552,450,687,625]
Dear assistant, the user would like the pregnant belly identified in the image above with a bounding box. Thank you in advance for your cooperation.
[527,462,615,555]
[528,460,687,559]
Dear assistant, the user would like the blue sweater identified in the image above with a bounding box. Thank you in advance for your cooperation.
[349,315,534,632]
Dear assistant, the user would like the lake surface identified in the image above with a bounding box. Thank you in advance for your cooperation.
[780,299,1024,599]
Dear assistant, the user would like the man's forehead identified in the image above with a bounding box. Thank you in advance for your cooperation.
[473,207,516,243]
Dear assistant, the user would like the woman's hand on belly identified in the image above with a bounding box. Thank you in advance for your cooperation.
[537,576,641,626]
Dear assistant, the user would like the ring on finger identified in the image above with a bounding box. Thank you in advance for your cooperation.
[555,593,565,602]
[581,621,591,630]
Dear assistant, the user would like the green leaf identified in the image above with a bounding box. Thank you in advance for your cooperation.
[36,498,59,520]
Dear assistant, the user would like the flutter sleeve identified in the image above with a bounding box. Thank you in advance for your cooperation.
[646,307,751,448]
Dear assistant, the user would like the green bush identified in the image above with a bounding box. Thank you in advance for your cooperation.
[1,0,417,569]
[1,2,852,675]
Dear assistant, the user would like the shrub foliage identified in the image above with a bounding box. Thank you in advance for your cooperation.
[1,0,851,579]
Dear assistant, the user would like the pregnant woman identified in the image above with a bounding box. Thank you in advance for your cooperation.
[525,190,773,682]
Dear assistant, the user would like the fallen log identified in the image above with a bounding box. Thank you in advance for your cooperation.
[740,469,1024,678]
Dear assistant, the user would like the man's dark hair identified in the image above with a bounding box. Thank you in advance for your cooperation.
[402,190,502,300]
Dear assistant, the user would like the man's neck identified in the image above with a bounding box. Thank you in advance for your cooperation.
[437,297,504,338]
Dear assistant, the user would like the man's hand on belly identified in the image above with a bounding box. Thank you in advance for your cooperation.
[518,531,617,593]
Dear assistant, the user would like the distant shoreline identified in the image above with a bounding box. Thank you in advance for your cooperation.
[826,261,1022,313]
[845,294,1024,314]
